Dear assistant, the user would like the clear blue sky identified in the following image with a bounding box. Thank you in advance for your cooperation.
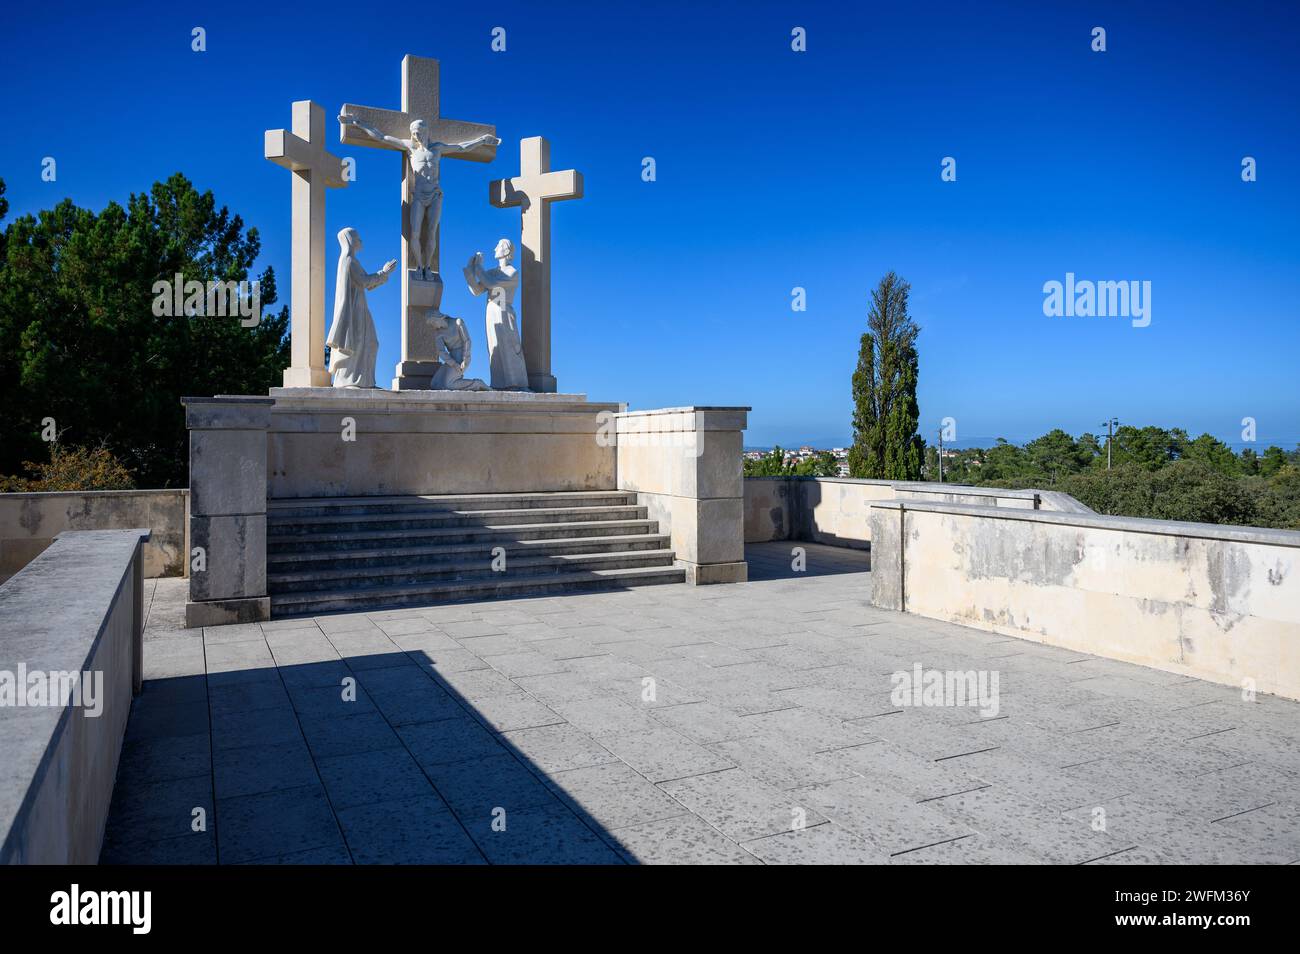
[2,0,1297,449]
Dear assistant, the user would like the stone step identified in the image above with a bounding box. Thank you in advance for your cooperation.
[268,549,678,593]
[267,504,647,536]
[270,564,687,617]
[267,518,659,553]
[268,491,636,519]
[267,533,672,572]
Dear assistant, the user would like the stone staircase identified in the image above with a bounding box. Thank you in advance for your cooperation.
[266,491,685,617]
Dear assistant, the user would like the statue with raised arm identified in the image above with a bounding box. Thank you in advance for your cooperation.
[338,111,500,279]
[464,239,528,390]
[427,308,489,391]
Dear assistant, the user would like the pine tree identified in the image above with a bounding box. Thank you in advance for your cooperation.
[848,272,924,480]
[0,174,289,487]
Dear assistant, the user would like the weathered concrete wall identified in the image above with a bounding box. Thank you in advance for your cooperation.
[869,500,1300,700]
[267,388,621,498]
[743,477,1061,548]
[0,529,148,864]
[617,407,749,584]
[743,478,792,543]
[0,490,187,583]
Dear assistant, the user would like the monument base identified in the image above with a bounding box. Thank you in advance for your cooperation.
[264,387,622,498]
[392,360,440,390]
[282,366,331,388]
[186,596,271,628]
[394,270,445,391]
[679,561,749,585]
[528,372,558,393]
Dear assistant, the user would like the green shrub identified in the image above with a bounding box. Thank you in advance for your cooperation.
[0,443,135,492]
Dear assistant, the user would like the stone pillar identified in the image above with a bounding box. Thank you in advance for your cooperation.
[615,406,749,584]
[392,272,445,390]
[182,397,273,626]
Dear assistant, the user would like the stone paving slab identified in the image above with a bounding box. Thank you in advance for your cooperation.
[101,543,1300,864]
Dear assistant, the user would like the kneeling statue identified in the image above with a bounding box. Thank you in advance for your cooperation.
[427,309,489,391]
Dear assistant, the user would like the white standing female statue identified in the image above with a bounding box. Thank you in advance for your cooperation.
[464,239,528,390]
[325,228,396,388]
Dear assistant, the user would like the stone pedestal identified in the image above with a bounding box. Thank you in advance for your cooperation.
[283,365,331,388]
[182,396,273,626]
[393,270,445,390]
[267,388,622,498]
[614,406,750,584]
[528,371,558,394]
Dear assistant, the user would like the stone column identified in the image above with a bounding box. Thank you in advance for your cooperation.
[182,397,273,626]
[614,406,749,584]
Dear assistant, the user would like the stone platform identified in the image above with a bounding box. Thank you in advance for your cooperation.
[103,543,1300,864]
[182,392,749,628]
[264,388,622,499]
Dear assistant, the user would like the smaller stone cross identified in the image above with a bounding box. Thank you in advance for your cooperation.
[264,100,346,388]
[489,137,583,393]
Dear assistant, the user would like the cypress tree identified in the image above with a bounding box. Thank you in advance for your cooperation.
[848,272,924,480]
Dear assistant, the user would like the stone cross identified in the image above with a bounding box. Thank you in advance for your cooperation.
[264,100,346,388]
[490,137,583,393]
[340,55,496,390]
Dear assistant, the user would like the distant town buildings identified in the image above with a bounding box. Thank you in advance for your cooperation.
[743,445,852,477]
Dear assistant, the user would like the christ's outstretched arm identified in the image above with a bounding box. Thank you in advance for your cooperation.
[438,133,501,154]
[339,113,408,150]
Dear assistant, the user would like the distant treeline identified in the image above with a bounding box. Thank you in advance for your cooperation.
[928,427,1300,530]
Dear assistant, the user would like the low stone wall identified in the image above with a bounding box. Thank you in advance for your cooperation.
[0,529,149,863]
[869,500,1300,700]
[743,477,1067,548]
[0,490,187,583]
[617,407,749,584]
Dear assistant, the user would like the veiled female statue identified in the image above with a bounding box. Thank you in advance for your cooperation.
[325,228,396,388]
[464,239,528,390]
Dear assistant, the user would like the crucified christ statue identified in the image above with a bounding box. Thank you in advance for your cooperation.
[339,112,500,279]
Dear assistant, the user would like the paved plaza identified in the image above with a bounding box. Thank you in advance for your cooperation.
[102,543,1300,864]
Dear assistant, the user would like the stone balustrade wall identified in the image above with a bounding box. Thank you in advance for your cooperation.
[742,476,1077,548]
[868,499,1300,700]
[0,490,187,584]
[0,529,149,863]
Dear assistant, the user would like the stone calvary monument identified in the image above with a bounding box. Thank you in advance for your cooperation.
[181,54,749,626]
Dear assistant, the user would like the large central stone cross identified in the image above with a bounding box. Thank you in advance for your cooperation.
[264,100,346,388]
[490,137,583,393]
[340,55,496,390]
